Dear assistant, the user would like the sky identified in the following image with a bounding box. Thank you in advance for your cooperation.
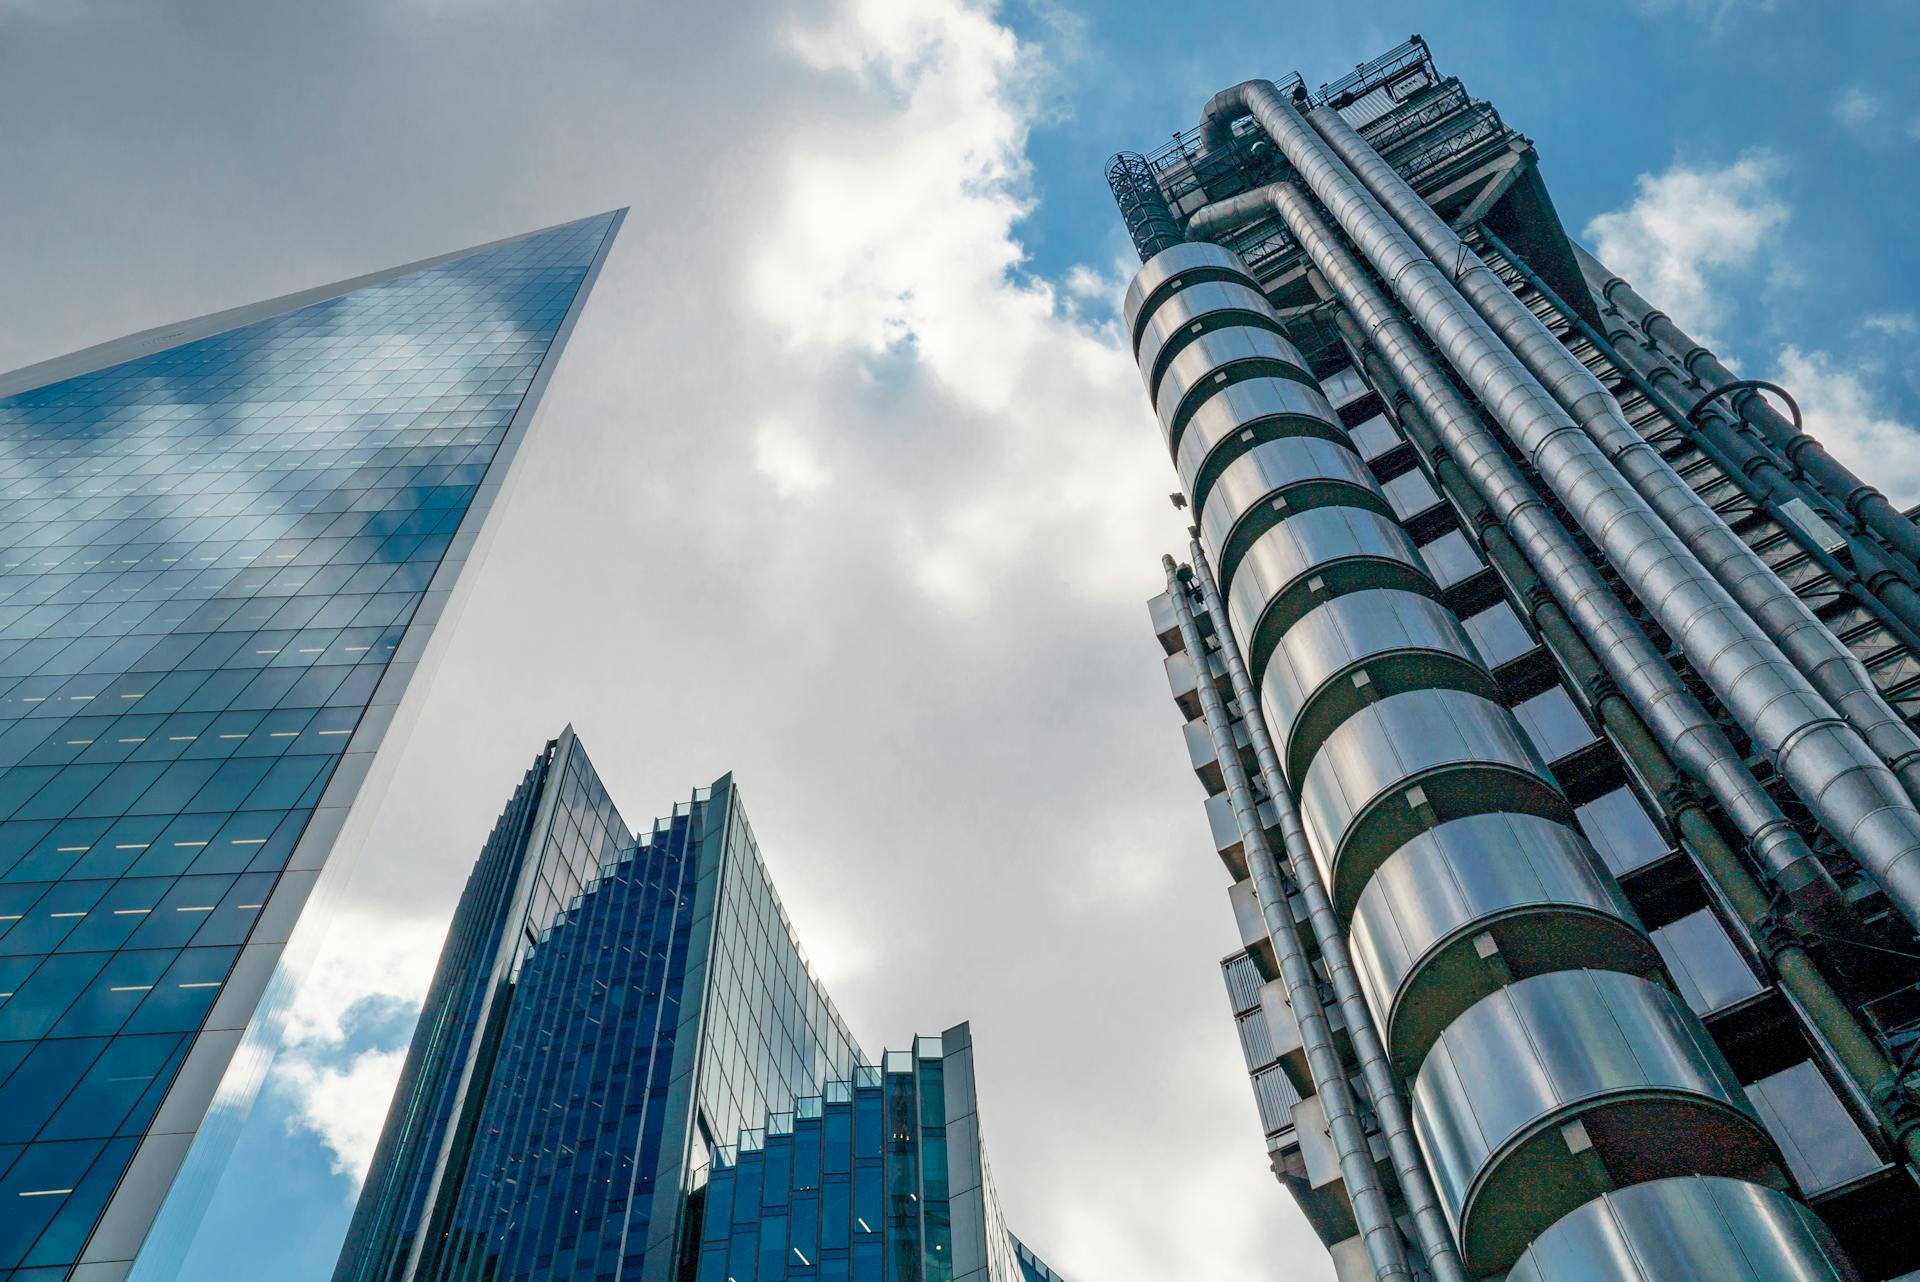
[2,0,1918,1279]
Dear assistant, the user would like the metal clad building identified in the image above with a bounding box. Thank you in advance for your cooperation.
[1114,36,1920,1282]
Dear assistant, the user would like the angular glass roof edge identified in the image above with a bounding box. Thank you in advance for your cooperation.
[0,208,629,400]
[114,210,626,1281]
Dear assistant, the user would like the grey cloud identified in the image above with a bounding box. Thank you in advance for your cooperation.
[2,2,1317,1279]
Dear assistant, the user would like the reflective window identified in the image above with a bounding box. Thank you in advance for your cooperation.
[1510,686,1595,761]
[338,735,865,1282]
[1650,909,1762,1014]
[1418,530,1483,587]
[1381,468,1440,519]
[1461,601,1534,668]
[0,213,622,1276]
[1746,1062,1882,1192]
[1319,366,1369,409]
[1347,412,1401,460]
[1574,787,1669,876]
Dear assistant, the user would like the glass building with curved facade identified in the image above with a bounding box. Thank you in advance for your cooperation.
[335,732,1067,1282]
[1116,34,1920,1282]
[0,212,622,1282]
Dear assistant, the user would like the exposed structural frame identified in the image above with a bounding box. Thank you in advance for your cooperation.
[1116,35,1920,1282]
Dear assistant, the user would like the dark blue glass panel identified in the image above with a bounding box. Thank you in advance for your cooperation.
[0,211,619,1279]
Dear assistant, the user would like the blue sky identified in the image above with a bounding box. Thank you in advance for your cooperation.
[4,1,1918,1280]
[1008,0,1920,455]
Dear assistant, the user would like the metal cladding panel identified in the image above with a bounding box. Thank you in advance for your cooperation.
[1138,281,1286,405]
[1345,812,1654,1072]
[1153,326,1316,449]
[1258,588,1484,785]
[1174,377,1348,506]
[1224,506,1428,675]
[1296,687,1565,917]
[1506,1176,1857,1282]
[0,212,622,1281]
[1123,241,1254,340]
[1411,969,1780,1275]
[1200,436,1381,592]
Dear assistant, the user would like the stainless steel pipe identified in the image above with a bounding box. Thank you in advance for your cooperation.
[1231,183,1838,910]
[1297,100,1920,806]
[1191,80,1920,931]
[1161,556,1418,1282]
[1576,241,1920,581]
[1188,545,1468,1282]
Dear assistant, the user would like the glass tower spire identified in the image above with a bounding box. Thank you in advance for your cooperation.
[0,211,623,1281]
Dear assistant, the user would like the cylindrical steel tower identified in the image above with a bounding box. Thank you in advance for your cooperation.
[1120,35,1918,1282]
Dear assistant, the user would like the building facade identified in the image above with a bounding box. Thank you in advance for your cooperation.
[1113,37,1920,1282]
[0,213,622,1282]
[337,731,1064,1282]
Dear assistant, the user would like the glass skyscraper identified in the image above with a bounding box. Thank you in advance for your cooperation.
[337,731,1068,1282]
[1113,33,1920,1282]
[0,212,622,1282]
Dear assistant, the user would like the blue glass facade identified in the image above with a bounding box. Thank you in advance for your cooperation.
[336,732,863,1282]
[696,1026,1063,1282]
[0,212,622,1281]
[338,738,1069,1282]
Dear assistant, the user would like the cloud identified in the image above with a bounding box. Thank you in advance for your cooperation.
[266,912,445,1186]
[1584,150,1788,341]
[752,417,833,497]
[1833,87,1880,127]
[1862,311,1918,337]
[745,0,1171,618]
[277,1048,412,1184]
[1770,346,1920,507]
[0,0,1265,1277]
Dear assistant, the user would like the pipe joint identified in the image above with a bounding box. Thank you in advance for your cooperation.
[1579,668,1622,712]
[1658,775,1707,819]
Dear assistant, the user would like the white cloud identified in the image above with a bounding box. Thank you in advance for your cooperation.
[19,0,1267,1276]
[1833,87,1880,126]
[1769,345,1920,507]
[746,0,1171,617]
[277,1048,411,1184]
[1863,311,1919,337]
[268,911,445,1186]
[752,416,833,497]
[1584,150,1788,341]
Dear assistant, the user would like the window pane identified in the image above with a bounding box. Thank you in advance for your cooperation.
[1574,788,1667,876]
[1510,686,1594,761]
[1461,601,1534,668]
[1319,366,1368,409]
[1348,413,1401,460]
[1746,1062,1881,1192]
[1419,530,1482,587]
[1649,909,1761,1014]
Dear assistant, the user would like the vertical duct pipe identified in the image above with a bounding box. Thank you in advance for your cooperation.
[1327,305,1920,1173]
[1131,242,1795,1275]
[1249,184,1840,916]
[1474,226,1920,646]
[1160,556,1419,1282]
[1185,80,1920,934]
[1295,100,1920,806]
[1187,545,1469,1282]
[1577,243,1920,580]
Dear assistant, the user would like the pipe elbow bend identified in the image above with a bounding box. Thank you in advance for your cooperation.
[1199,80,1282,152]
